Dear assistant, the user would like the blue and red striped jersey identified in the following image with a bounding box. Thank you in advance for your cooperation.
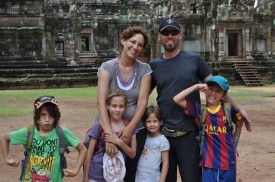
[184,100,238,171]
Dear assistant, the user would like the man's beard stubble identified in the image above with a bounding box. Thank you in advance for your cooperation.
[162,41,179,53]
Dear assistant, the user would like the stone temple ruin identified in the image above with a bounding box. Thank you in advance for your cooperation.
[0,0,274,89]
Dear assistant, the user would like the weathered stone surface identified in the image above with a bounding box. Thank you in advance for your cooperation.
[0,0,274,89]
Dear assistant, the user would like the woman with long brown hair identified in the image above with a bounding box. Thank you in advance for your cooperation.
[96,26,151,158]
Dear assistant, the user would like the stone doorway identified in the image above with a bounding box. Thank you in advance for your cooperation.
[227,31,241,56]
[80,33,91,52]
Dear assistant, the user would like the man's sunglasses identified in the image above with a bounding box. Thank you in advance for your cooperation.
[160,29,180,36]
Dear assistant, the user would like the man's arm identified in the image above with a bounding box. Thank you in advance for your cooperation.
[203,74,212,83]
[224,94,252,132]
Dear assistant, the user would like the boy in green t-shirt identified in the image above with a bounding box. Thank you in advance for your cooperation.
[1,95,87,181]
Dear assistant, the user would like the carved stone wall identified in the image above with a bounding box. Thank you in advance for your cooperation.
[0,0,43,58]
[0,0,274,84]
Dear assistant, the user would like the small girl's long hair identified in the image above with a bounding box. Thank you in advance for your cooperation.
[106,89,128,107]
[142,105,163,125]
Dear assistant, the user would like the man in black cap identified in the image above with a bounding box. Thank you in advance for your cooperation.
[150,16,251,182]
[150,16,211,182]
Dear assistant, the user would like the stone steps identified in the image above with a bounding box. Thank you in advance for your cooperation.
[233,61,264,86]
[0,77,96,90]
[0,58,98,89]
[209,56,275,85]
[0,67,97,76]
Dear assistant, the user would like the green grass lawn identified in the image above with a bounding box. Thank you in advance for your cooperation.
[0,85,274,118]
[227,85,274,101]
[0,87,97,118]
[0,87,97,100]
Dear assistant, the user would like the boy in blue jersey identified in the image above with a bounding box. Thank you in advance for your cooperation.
[173,75,251,182]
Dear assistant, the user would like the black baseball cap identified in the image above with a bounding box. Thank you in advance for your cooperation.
[159,17,181,32]
[34,95,58,110]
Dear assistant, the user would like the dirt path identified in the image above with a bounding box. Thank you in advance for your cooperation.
[0,87,274,182]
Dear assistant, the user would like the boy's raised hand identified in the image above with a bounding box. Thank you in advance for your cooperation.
[174,83,209,108]
[6,158,19,167]
[197,83,208,92]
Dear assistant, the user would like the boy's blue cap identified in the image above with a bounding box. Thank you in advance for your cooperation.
[207,76,229,92]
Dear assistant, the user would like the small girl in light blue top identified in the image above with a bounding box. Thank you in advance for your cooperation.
[135,105,170,182]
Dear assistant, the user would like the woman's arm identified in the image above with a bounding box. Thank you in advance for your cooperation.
[105,133,137,159]
[82,138,97,182]
[97,70,112,133]
[160,150,169,182]
[97,70,118,156]
[120,75,151,144]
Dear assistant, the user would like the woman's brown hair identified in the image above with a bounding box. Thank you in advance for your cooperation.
[119,26,149,49]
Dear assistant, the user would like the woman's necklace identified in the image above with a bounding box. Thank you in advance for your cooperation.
[119,60,134,83]
[123,66,133,82]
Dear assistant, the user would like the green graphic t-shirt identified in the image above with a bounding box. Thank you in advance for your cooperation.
[10,127,80,182]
